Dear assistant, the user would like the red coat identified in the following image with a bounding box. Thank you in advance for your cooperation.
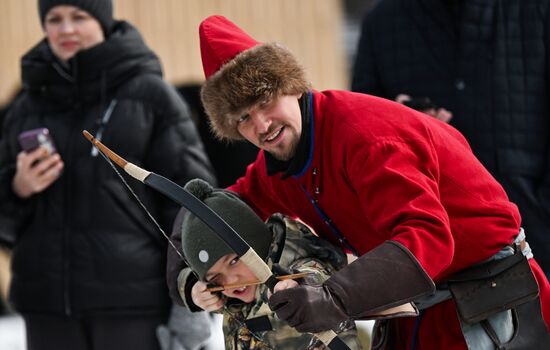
[229,90,550,349]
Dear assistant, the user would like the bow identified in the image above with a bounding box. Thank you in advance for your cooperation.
[82,130,351,350]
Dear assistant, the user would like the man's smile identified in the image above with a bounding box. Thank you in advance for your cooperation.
[262,126,284,144]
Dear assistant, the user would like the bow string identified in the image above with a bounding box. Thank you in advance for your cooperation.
[82,130,350,350]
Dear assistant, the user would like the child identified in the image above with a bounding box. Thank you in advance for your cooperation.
[177,179,363,350]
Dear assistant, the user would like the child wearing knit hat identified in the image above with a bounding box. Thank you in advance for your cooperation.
[178,179,363,350]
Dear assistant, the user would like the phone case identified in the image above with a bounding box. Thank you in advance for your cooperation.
[18,128,57,154]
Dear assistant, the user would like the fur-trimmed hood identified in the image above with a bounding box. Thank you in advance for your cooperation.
[199,16,310,141]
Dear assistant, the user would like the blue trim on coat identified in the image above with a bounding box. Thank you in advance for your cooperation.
[294,91,314,178]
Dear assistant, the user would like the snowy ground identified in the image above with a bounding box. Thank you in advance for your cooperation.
[0,314,26,350]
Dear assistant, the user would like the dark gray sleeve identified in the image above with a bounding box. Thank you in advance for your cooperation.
[350,5,385,95]
[166,206,202,311]
[0,106,33,248]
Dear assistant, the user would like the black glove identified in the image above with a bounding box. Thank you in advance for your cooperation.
[269,241,435,333]
[269,283,348,333]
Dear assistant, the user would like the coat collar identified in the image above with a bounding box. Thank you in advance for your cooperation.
[21,21,162,107]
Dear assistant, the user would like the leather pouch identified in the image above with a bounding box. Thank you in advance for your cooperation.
[448,250,539,324]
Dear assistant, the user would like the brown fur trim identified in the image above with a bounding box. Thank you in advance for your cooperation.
[201,43,311,141]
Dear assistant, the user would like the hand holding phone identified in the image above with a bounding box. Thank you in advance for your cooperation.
[13,128,62,198]
[18,128,57,155]
[396,94,453,123]
[403,97,437,112]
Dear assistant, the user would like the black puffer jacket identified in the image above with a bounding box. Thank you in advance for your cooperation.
[0,21,216,316]
[352,0,550,273]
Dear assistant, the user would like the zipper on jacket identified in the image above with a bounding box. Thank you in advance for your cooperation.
[62,119,77,316]
[62,74,82,316]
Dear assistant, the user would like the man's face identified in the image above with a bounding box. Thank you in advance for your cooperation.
[205,253,258,303]
[236,94,302,161]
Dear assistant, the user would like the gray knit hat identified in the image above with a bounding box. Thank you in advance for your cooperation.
[181,179,273,281]
[39,0,114,35]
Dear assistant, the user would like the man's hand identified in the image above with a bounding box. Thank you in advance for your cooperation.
[270,242,436,334]
[395,93,453,123]
[268,284,348,333]
[267,278,298,299]
[422,107,453,123]
[191,280,224,312]
[12,147,64,199]
[273,279,298,292]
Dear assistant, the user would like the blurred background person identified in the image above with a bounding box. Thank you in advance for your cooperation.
[351,0,550,278]
[0,1,216,350]
[0,247,10,316]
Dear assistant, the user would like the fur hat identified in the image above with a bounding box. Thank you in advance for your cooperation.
[39,0,114,35]
[180,179,273,281]
[199,15,310,141]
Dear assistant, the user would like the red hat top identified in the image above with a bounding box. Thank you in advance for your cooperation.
[199,15,260,79]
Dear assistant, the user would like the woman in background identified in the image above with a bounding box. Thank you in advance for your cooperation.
[0,1,216,349]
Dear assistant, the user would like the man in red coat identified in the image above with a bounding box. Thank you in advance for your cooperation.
[170,15,550,350]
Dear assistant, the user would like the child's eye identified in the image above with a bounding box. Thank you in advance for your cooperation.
[229,257,240,266]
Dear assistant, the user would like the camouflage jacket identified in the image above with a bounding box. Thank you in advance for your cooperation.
[221,214,363,350]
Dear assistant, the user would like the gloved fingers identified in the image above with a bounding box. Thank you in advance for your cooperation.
[273,302,302,328]
[271,301,313,331]
[273,285,350,333]
[286,312,304,329]
[268,287,294,310]
[268,289,305,327]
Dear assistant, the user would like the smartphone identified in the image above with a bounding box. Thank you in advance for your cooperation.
[18,128,57,155]
[403,97,437,112]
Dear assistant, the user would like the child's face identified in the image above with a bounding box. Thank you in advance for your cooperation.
[205,253,258,303]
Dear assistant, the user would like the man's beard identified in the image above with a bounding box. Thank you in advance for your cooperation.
[271,136,299,161]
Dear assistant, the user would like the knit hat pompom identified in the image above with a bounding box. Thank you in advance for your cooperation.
[181,179,273,281]
[183,178,214,201]
[39,0,114,35]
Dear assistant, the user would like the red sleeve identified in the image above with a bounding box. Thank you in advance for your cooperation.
[347,136,454,279]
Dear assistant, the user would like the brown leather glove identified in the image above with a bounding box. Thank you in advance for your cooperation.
[269,283,349,332]
[268,240,435,333]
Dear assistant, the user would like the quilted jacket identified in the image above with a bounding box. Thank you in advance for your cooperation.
[352,0,550,272]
